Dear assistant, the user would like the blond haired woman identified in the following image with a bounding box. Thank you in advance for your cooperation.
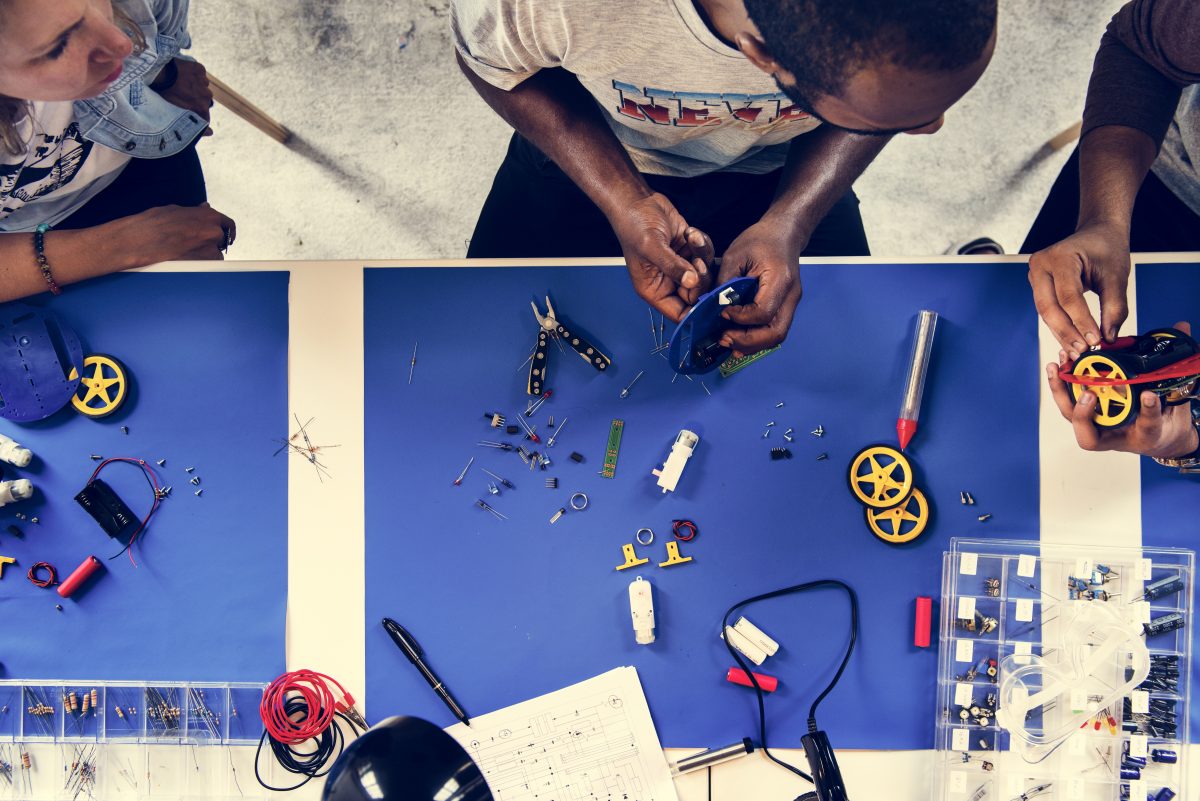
[0,0,235,302]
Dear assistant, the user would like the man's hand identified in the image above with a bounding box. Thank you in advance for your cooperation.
[611,193,713,321]
[1028,219,1132,360]
[1048,322,1198,458]
[156,59,215,132]
[715,220,802,356]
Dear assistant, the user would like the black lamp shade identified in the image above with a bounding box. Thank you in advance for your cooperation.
[322,716,494,801]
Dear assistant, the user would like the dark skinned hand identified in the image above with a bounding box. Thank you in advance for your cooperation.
[716,219,802,357]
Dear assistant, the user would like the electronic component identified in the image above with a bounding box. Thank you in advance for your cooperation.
[718,345,780,378]
[629,577,655,645]
[0,433,32,467]
[601,419,623,479]
[0,478,32,507]
[1142,574,1185,601]
[721,616,779,666]
[57,556,103,598]
[671,519,697,541]
[652,429,698,493]
[769,447,792,460]
[668,277,758,374]
[1144,612,1185,637]
[75,478,138,544]
[569,451,584,463]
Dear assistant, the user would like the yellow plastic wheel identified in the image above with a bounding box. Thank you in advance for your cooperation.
[848,445,914,509]
[1070,353,1134,428]
[865,487,929,545]
[68,354,128,418]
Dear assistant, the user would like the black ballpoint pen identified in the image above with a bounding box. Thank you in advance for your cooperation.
[382,617,471,727]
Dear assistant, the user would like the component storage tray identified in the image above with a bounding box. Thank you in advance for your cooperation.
[934,538,1193,801]
[0,680,271,800]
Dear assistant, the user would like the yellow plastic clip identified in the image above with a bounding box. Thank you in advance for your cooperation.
[616,543,649,571]
[659,541,693,568]
[0,555,15,579]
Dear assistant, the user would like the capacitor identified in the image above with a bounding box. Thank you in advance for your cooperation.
[1143,612,1185,637]
[1150,748,1178,764]
[57,555,103,598]
[1119,765,1141,780]
[1143,574,1185,601]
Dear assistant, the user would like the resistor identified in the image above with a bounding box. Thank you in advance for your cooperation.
[69,692,78,712]
[114,705,125,719]
[21,752,31,770]
[81,692,90,714]
[89,689,98,710]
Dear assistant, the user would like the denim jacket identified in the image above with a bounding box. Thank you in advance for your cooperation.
[72,0,208,159]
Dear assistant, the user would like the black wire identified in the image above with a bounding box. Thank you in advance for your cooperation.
[254,698,362,792]
[720,579,859,788]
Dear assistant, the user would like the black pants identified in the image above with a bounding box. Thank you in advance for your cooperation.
[55,141,207,231]
[467,133,870,258]
[1021,147,1200,253]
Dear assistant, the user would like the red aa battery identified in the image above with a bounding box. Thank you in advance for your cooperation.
[58,556,103,598]
[726,667,779,693]
[914,596,933,648]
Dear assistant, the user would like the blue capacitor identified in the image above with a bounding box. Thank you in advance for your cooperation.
[1122,755,1147,768]
[1154,788,1175,801]
[1120,766,1142,780]
[1150,748,1177,764]
[1144,612,1185,637]
[1143,574,1185,601]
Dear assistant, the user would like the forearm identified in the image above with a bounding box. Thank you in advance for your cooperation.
[0,219,142,303]
[1076,125,1159,231]
[457,56,649,219]
[760,127,889,249]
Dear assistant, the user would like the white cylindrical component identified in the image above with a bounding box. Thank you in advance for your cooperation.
[733,616,780,658]
[721,626,767,665]
[629,577,656,645]
[652,429,699,493]
[0,479,33,506]
[899,310,939,423]
[0,434,32,468]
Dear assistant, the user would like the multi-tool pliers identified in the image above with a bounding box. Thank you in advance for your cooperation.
[528,297,612,395]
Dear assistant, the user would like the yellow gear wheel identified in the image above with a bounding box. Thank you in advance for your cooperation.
[68,354,128,418]
[848,445,914,509]
[1070,353,1134,428]
[865,487,929,545]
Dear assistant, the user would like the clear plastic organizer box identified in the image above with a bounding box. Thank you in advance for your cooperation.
[0,680,272,800]
[935,538,1193,801]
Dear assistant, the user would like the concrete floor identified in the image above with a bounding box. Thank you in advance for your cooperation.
[188,0,1125,261]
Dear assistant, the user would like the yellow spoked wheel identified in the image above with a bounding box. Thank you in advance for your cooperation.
[865,487,929,545]
[68,354,128,418]
[848,445,914,509]
[1070,353,1134,428]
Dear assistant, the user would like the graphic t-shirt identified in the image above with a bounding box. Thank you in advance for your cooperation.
[0,101,131,231]
[452,0,822,177]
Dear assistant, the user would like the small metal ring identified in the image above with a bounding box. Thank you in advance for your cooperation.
[636,528,654,546]
[569,492,588,511]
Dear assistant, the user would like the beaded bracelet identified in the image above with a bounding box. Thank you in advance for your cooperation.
[33,223,61,296]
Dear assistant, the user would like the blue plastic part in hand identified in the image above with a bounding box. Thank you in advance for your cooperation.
[666,276,758,374]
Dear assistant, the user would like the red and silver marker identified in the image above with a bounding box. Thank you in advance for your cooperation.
[897,310,939,450]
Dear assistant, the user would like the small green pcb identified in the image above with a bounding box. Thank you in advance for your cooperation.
[718,345,781,378]
[601,419,624,479]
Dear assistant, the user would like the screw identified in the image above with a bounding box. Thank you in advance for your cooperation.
[960,491,968,504]
[30,517,38,524]
[120,426,129,435]
[816,453,829,461]
[978,514,992,522]
[966,492,975,505]
[156,459,166,467]
[762,429,771,438]
[90,454,102,460]
[189,477,200,486]
[811,425,825,437]
[765,421,776,427]
[55,605,63,612]
[185,467,195,473]
[194,489,203,497]
[775,402,785,408]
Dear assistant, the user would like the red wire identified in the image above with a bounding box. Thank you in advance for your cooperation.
[27,562,57,588]
[1058,353,1200,387]
[260,670,356,745]
[88,457,162,567]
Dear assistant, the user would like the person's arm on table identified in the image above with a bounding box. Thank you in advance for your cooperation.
[716,126,887,355]
[1028,0,1200,357]
[0,205,236,303]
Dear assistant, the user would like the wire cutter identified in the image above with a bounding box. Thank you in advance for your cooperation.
[529,297,611,395]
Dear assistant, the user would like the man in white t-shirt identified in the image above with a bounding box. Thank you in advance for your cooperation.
[454,0,997,353]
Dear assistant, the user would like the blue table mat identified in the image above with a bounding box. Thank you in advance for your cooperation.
[364,261,1040,749]
[0,272,289,682]
[1135,260,1200,742]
